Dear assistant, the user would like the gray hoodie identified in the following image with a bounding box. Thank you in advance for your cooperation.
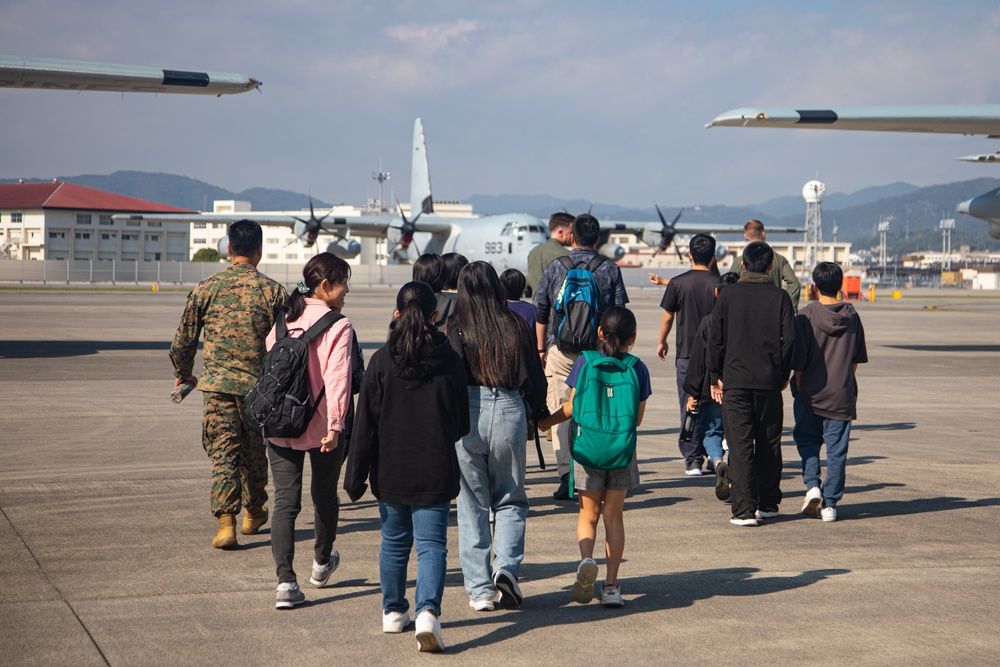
[793,301,868,420]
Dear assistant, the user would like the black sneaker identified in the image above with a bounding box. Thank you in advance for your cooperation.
[493,568,523,608]
[705,459,716,474]
[552,474,571,500]
[714,462,731,502]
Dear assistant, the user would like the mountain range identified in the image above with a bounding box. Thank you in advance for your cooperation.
[5,171,999,254]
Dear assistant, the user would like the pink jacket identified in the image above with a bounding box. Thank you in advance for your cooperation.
[264,298,353,451]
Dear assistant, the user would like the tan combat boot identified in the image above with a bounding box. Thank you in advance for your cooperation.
[241,505,268,536]
[213,514,238,549]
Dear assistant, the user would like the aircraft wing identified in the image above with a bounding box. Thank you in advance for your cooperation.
[0,55,260,95]
[707,105,1000,136]
[111,211,456,238]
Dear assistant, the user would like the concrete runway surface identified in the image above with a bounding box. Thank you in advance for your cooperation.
[1,286,998,666]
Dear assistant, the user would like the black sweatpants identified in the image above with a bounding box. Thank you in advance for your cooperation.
[721,388,783,519]
[268,443,345,584]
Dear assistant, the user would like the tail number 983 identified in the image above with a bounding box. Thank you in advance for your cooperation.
[484,241,504,254]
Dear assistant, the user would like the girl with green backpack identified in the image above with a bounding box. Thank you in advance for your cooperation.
[537,306,651,608]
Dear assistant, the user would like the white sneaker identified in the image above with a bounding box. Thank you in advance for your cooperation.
[382,609,410,633]
[755,509,780,519]
[469,597,496,611]
[802,487,822,516]
[415,610,445,652]
[600,583,624,608]
[571,558,599,604]
[821,507,837,522]
[309,548,340,587]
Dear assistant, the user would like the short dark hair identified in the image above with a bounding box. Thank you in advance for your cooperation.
[572,214,600,247]
[813,262,844,297]
[742,241,774,273]
[688,234,716,266]
[228,219,262,257]
[412,253,446,292]
[548,212,574,234]
[441,252,469,290]
[717,271,740,292]
[500,268,526,301]
[597,306,637,359]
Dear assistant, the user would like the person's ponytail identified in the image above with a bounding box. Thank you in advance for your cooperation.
[596,306,637,359]
[388,281,438,380]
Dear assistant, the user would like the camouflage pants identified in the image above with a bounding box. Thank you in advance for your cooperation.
[202,392,268,517]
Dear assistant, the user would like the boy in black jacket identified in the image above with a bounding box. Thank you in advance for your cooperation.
[707,242,796,526]
[682,271,741,503]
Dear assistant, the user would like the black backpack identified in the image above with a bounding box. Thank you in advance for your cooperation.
[244,310,344,439]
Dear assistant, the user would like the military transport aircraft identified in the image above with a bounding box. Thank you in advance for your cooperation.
[116,118,803,274]
[0,54,260,95]
[707,105,1000,238]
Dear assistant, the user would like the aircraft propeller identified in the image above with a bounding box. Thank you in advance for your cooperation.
[651,204,685,261]
[386,201,423,259]
[290,197,337,248]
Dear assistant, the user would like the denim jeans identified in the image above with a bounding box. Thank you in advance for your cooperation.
[675,358,707,464]
[378,501,450,618]
[455,386,529,602]
[699,400,725,464]
[267,443,343,584]
[793,396,851,509]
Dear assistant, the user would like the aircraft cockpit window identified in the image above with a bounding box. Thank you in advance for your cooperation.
[500,222,514,237]
[513,224,525,239]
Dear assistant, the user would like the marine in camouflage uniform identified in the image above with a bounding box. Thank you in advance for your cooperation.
[170,261,287,522]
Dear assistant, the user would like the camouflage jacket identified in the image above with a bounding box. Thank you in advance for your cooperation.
[170,262,287,395]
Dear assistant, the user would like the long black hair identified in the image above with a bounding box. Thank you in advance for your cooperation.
[283,252,351,322]
[597,306,637,359]
[451,261,532,389]
[387,281,438,381]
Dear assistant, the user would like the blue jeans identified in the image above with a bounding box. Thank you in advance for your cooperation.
[793,396,851,509]
[378,501,450,618]
[699,400,725,465]
[455,386,528,602]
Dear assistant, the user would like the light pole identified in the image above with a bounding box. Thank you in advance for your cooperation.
[372,161,391,212]
[940,218,955,271]
[878,219,890,283]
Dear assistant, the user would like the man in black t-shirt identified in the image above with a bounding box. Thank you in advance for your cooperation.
[656,234,719,476]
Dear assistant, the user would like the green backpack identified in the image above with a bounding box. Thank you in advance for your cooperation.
[571,350,641,486]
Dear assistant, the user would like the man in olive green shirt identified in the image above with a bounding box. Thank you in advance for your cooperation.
[734,219,801,311]
[527,212,573,297]
[170,219,287,548]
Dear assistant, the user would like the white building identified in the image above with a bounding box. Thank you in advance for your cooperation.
[0,181,193,261]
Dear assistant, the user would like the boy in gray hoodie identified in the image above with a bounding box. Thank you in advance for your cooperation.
[792,262,868,522]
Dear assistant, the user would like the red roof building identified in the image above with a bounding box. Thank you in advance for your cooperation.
[0,181,195,261]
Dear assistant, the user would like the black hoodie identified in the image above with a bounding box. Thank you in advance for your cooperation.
[793,301,868,421]
[344,330,470,505]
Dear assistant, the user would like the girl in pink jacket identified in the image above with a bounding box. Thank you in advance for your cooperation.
[266,253,354,609]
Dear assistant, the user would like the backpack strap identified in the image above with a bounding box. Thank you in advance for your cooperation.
[557,255,575,272]
[299,311,345,344]
[585,255,607,273]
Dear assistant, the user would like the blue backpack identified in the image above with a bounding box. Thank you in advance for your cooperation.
[554,255,606,353]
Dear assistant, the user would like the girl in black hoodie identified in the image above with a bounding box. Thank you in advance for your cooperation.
[345,281,469,652]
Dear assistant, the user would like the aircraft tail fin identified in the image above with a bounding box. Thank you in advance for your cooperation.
[411,118,434,215]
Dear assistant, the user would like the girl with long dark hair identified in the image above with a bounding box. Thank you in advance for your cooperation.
[265,253,353,610]
[345,281,469,652]
[447,262,548,611]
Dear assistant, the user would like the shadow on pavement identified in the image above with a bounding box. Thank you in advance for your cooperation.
[0,340,173,358]
[445,567,850,652]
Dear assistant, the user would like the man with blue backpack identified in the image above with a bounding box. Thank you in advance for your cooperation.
[535,214,629,500]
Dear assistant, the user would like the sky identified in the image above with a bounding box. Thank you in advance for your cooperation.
[2,0,1000,210]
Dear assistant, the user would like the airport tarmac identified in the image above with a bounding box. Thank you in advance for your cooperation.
[1,286,998,666]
